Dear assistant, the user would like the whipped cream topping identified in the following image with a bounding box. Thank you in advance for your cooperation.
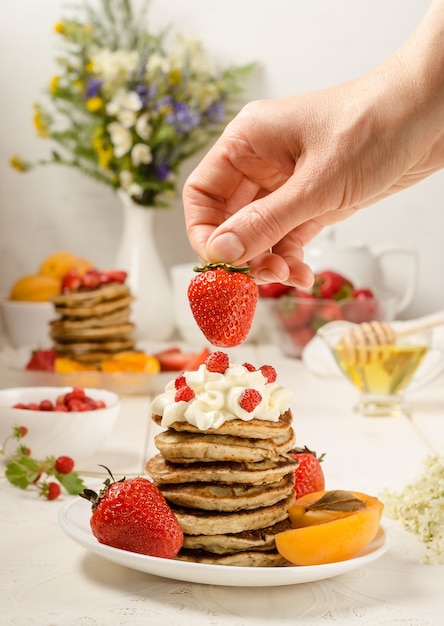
[150,362,293,431]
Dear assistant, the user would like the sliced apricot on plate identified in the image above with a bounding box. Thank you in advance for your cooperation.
[54,357,97,373]
[275,489,384,566]
[100,351,161,374]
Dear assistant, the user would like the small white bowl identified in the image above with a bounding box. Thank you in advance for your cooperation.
[0,297,54,348]
[0,387,121,460]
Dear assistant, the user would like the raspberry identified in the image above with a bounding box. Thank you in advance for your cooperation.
[55,455,75,474]
[239,388,262,412]
[206,351,229,373]
[175,385,195,403]
[259,364,277,383]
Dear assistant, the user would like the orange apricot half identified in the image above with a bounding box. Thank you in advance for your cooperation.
[275,489,384,566]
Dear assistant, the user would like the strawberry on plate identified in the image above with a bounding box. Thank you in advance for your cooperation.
[187,263,258,348]
[154,347,210,372]
[25,348,58,372]
[80,468,183,558]
[291,446,325,499]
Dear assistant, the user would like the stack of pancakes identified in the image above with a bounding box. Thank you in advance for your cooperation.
[146,409,298,567]
[49,282,136,365]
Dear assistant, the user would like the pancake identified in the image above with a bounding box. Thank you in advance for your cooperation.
[181,519,293,554]
[176,549,288,567]
[154,429,295,464]
[170,493,295,536]
[53,295,134,319]
[50,321,135,341]
[51,283,131,307]
[152,409,293,440]
[145,454,297,486]
[159,475,295,512]
[49,307,131,329]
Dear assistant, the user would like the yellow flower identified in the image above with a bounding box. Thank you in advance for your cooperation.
[168,69,181,86]
[49,76,60,93]
[54,21,66,35]
[97,146,113,169]
[86,97,104,112]
[33,106,49,138]
[9,156,30,172]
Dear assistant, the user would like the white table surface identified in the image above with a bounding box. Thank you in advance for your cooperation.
[1,340,443,626]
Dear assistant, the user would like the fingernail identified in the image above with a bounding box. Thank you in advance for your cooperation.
[207,232,245,263]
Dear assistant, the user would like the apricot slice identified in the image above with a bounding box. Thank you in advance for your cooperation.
[100,352,161,374]
[275,490,384,566]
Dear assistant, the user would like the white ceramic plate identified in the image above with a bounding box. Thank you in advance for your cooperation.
[59,498,389,587]
[0,346,171,396]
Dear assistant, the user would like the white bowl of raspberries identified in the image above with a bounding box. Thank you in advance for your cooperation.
[0,386,121,460]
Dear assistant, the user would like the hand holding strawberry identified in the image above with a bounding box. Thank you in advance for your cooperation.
[188,263,258,347]
[80,467,183,558]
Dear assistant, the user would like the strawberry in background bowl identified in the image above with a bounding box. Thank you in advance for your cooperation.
[260,270,383,358]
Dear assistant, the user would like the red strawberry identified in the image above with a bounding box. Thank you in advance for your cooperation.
[312,271,353,300]
[175,385,195,402]
[206,351,229,373]
[259,364,277,383]
[80,468,183,559]
[239,388,262,412]
[188,264,258,348]
[154,347,210,372]
[61,269,82,293]
[291,446,325,498]
[55,455,75,475]
[40,481,61,500]
[258,282,293,298]
[25,349,58,372]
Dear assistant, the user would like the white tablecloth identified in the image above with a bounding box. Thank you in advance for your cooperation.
[1,342,443,626]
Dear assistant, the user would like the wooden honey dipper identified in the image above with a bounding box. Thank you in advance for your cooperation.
[337,311,444,365]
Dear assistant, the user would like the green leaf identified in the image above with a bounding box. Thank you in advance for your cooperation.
[56,471,86,495]
[5,456,40,490]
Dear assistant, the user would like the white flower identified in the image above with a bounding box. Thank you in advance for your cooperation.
[131,143,152,167]
[106,90,142,128]
[107,122,132,157]
[90,48,140,86]
[382,455,444,564]
[145,52,171,77]
[119,170,133,189]
[135,113,153,141]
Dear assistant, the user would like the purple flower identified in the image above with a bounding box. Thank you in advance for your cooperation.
[205,101,225,123]
[154,163,171,181]
[166,101,200,133]
[134,83,155,108]
[85,77,102,99]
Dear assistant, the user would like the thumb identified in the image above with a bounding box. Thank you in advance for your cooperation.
[205,179,316,265]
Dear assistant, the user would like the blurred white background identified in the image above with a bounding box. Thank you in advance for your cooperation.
[1,0,442,319]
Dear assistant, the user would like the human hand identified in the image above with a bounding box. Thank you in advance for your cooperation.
[183,0,444,287]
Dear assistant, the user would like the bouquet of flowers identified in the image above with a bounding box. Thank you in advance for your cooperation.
[11,0,253,207]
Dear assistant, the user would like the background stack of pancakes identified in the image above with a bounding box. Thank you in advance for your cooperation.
[146,410,298,567]
[49,282,136,366]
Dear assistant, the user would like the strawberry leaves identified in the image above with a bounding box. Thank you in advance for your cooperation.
[1,426,85,498]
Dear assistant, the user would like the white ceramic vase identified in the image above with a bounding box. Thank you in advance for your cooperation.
[115,190,175,341]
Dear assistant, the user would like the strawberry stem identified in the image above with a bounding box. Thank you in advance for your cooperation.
[193,263,252,274]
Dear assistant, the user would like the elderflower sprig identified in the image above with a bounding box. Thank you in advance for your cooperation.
[381,455,444,564]
[10,0,254,208]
